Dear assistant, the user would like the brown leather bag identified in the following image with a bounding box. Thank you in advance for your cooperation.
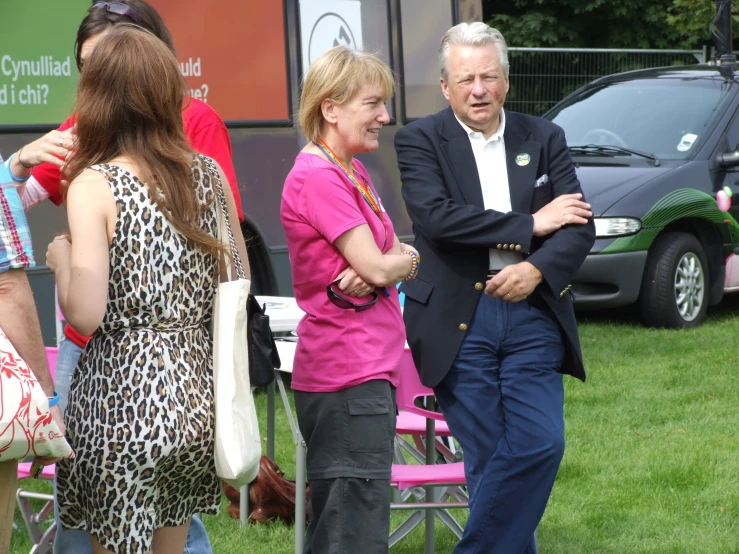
[222,456,309,524]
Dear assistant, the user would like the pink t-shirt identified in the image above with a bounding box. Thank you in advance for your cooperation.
[280,152,405,392]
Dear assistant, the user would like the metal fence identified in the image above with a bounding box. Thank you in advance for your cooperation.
[507,47,707,117]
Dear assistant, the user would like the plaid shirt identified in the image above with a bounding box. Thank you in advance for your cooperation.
[0,156,35,273]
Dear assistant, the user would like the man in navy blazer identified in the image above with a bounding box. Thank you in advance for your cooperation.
[395,22,595,554]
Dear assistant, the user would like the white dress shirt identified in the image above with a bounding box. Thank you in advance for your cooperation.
[455,109,523,270]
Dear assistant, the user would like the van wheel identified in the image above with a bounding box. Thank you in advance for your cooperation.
[639,232,708,328]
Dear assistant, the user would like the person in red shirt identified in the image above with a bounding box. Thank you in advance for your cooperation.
[5,2,241,553]
[28,101,242,219]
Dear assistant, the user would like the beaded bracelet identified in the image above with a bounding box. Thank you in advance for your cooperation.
[402,250,420,281]
[6,153,33,183]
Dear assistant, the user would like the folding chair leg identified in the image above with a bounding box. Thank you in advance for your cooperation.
[403,434,460,464]
[433,441,456,463]
[239,483,249,527]
[424,417,436,554]
[447,485,469,503]
[393,438,406,464]
[411,434,428,458]
[28,523,56,554]
[395,486,419,504]
[396,436,428,465]
[294,437,307,554]
[16,491,47,543]
[389,509,425,548]
[434,508,464,539]
[404,485,427,501]
[16,490,55,554]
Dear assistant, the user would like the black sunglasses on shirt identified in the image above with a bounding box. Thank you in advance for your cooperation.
[326,279,378,312]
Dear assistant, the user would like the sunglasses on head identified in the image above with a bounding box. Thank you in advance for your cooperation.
[88,2,140,25]
[326,279,378,312]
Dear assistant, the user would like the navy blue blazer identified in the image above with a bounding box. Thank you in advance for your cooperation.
[396,107,595,387]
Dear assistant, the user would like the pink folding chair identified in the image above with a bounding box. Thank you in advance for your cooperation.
[390,349,468,551]
[394,348,457,465]
[15,346,60,554]
[393,349,460,467]
[395,411,461,466]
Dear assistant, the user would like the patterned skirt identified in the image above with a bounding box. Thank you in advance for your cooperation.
[57,326,219,554]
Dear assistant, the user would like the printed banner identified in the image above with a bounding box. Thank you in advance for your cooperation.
[1,1,290,125]
[0,1,89,126]
[150,0,290,121]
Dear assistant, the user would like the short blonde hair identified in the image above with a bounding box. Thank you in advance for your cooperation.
[299,46,395,142]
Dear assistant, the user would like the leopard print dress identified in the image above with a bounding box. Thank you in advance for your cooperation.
[57,155,222,554]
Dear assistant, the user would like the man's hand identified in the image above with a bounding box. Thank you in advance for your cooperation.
[485,262,543,302]
[335,266,376,298]
[532,193,592,237]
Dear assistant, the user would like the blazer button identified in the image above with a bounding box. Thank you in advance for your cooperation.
[509,244,516,250]
[459,323,468,332]
[503,244,509,250]
[496,244,502,250]
[515,245,522,251]
[475,282,483,291]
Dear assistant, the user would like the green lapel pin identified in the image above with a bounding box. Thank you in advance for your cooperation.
[515,153,531,166]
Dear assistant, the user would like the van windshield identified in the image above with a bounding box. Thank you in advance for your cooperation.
[546,77,735,160]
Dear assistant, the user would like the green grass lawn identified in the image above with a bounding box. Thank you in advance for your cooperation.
[10,299,739,553]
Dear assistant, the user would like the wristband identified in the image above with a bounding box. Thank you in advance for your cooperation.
[402,250,420,281]
[6,153,33,183]
[47,391,60,407]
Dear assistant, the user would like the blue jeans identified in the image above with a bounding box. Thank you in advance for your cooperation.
[53,338,213,554]
[434,295,565,554]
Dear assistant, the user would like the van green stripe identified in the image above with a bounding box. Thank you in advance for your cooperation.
[600,189,739,254]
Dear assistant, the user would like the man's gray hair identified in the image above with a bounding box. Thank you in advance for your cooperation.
[439,22,509,80]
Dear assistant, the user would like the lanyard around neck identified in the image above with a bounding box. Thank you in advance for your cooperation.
[314,139,388,250]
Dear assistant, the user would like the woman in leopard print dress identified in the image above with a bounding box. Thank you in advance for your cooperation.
[46,27,249,554]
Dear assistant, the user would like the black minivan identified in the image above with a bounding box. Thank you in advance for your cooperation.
[544,64,739,328]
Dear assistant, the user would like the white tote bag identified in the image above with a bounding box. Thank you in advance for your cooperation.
[209,159,261,488]
[0,328,74,462]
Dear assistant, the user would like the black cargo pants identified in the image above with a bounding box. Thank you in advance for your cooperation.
[295,379,396,554]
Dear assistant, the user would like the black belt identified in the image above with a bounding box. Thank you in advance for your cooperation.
[487,269,502,279]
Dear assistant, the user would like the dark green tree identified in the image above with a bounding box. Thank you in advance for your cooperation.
[483,0,738,50]
[667,0,739,49]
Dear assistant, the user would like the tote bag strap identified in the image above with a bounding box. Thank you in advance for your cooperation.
[202,156,247,281]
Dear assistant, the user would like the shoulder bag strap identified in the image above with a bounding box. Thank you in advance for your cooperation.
[201,155,246,281]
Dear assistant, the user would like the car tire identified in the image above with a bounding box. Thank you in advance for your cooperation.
[639,232,709,328]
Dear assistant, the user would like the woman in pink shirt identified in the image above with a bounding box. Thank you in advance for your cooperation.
[280,46,419,553]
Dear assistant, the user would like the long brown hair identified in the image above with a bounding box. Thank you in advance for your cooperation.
[64,24,223,256]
